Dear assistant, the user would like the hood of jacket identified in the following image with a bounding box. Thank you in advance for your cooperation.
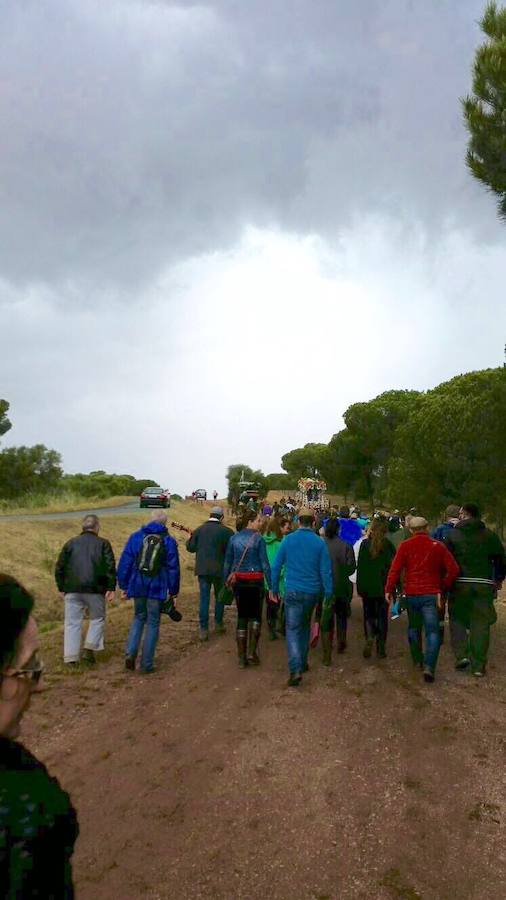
[141,521,168,537]
[456,519,485,535]
[263,532,281,546]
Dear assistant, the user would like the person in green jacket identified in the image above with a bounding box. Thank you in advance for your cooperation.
[357,516,396,658]
[262,517,287,639]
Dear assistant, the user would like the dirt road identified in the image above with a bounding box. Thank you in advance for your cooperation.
[24,596,506,900]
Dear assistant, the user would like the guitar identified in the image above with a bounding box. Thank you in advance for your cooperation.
[171,520,192,536]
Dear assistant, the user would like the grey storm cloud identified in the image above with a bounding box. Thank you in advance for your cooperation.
[0,0,497,295]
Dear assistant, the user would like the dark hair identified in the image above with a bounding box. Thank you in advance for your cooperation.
[299,515,314,528]
[0,575,35,671]
[461,502,481,520]
[339,505,350,518]
[262,517,282,540]
[368,517,389,559]
[324,517,339,539]
[238,508,258,531]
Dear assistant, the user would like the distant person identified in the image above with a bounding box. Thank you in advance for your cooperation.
[272,508,332,686]
[186,506,234,641]
[357,516,396,659]
[118,510,180,674]
[262,501,273,517]
[224,510,271,668]
[338,506,363,546]
[321,518,356,663]
[0,575,78,897]
[445,503,506,677]
[386,513,414,549]
[385,517,459,683]
[55,514,116,667]
[431,504,461,542]
[213,490,218,502]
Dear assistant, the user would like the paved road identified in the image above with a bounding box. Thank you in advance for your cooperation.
[0,501,148,522]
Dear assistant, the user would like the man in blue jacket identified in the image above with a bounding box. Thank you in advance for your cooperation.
[272,507,333,686]
[118,510,180,674]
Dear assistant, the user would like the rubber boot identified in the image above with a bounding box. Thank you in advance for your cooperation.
[247,621,261,665]
[236,628,248,668]
[321,632,332,666]
[376,636,387,658]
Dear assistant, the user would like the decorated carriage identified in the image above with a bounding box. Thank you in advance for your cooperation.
[296,477,329,510]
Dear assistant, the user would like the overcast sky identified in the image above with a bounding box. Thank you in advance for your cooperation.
[1,0,505,495]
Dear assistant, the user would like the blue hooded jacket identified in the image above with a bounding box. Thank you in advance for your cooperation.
[339,518,363,546]
[117,521,180,600]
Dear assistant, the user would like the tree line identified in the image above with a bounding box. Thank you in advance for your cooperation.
[0,401,158,502]
[227,367,506,532]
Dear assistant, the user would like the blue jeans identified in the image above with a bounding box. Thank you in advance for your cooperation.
[198,576,224,630]
[284,591,319,674]
[125,597,162,671]
[405,594,441,673]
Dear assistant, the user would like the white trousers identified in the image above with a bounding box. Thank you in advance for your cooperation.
[64,592,106,662]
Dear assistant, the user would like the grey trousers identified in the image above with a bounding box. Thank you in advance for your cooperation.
[64,592,106,662]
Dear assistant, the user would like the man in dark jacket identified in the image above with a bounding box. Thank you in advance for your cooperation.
[118,510,180,674]
[186,506,234,640]
[55,515,116,666]
[445,503,506,677]
[321,518,356,662]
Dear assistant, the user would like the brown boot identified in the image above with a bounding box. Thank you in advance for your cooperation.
[247,621,261,665]
[236,628,248,668]
[321,632,332,666]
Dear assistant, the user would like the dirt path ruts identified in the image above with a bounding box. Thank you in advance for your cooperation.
[24,598,506,900]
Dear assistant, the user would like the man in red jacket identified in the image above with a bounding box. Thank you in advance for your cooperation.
[385,517,459,682]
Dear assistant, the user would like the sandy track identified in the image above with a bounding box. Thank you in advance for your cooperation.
[24,596,506,900]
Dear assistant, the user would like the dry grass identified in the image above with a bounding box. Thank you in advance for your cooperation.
[0,495,137,516]
[0,500,225,682]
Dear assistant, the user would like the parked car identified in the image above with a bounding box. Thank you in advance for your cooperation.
[194,488,207,500]
[139,487,170,508]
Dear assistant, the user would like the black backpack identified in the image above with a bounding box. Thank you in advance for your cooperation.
[137,533,166,577]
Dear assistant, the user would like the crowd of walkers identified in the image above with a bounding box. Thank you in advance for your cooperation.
[186,500,505,686]
[0,498,505,893]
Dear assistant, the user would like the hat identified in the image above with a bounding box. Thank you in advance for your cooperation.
[445,504,460,520]
[409,516,428,529]
[210,506,224,518]
[298,507,315,519]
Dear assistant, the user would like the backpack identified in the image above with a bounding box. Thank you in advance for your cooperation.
[137,533,166,577]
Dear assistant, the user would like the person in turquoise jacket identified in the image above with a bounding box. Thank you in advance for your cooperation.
[262,518,287,639]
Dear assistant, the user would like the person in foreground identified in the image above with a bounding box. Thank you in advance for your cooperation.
[0,574,79,898]
[55,514,117,666]
[445,503,506,677]
[118,510,180,674]
[186,506,234,641]
[357,515,396,659]
[385,517,459,683]
[223,509,272,668]
[321,518,356,663]
[272,507,333,686]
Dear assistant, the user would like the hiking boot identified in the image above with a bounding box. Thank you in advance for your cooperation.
[82,649,96,665]
[199,629,209,642]
[214,622,226,635]
[455,657,471,671]
[288,672,302,687]
[321,632,332,666]
[363,638,374,659]
[139,667,155,675]
[337,640,347,654]
[125,655,136,671]
[247,621,261,665]
[423,667,435,683]
[473,668,486,678]
[65,661,79,668]
[236,628,248,669]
